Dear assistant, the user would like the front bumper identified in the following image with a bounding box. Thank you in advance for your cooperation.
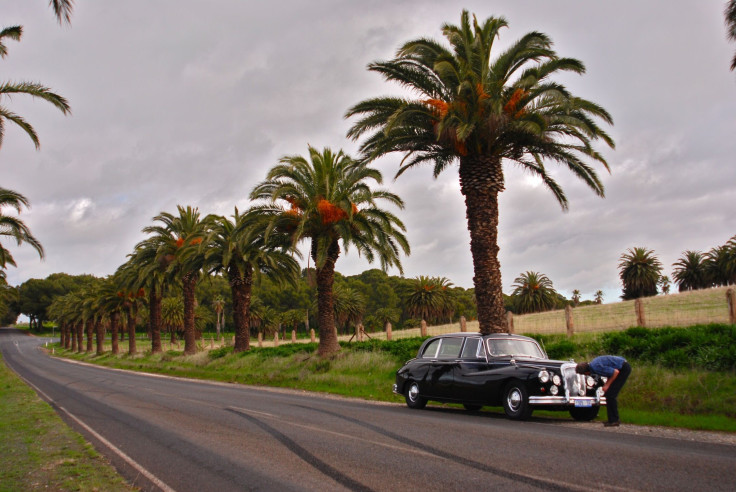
[529,395,607,406]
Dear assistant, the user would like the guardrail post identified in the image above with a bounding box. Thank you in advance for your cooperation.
[727,288,736,325]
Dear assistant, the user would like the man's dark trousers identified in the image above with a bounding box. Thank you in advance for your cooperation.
[606,361,631,423]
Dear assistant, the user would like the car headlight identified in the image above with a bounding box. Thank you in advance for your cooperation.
[538,370,550,383]
[549,385,559,396]
[586,376,596,388]
[552,374,562,386]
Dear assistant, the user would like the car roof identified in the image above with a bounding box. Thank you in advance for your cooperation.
[430,332,536,341]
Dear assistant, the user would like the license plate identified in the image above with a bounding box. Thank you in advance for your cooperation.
[574,400,593,408]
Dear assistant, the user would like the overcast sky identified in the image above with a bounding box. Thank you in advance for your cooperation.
[2,1,735,303]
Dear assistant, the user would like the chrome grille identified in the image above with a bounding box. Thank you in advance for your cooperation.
[560,362,586,398]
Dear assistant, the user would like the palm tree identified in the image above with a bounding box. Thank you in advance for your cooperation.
[594,290,604,305]
[0,188,44,270]
[511,271,558,314]
[143,206,210,355]
[672,250,709,291]
[619,247,662,300]
[49,0,74,25]
[659,275,671,295]
[571,289,581,307]
[203,208,300,352]
[330,284,366,335]
[0,27,71,150]
[373,307,400,333]
[346,11,614,335]
[726,0,736,71]
[704,244,735,287]
[161,296,184,343]
[251,146,410,356]
[404,276,454,325]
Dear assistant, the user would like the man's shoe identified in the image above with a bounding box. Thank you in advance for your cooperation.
[604,421,620,427]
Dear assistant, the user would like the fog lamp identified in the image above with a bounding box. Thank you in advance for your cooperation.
[549,385,559,396]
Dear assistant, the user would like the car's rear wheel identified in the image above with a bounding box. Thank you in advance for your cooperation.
[569,406,600,421]
[503,382,533,420]
[405,381,427,409]
[463,404,482,412]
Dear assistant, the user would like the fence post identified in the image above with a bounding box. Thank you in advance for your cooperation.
[420,320,427,337]
[635,298,646,327]
[309,329,315,343]
[565,305,574,337]
[386,322,392,341]
[257,332,263,348]
[506,311,514,334]
[727,288,736,325]
[274,332,279,347]
[460,316,467,332]
[291,330,296,343]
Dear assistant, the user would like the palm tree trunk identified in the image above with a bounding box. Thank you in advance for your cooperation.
[70,323,77,352]
[230,265,252,353]
[76,322,84,353]
[127,308,137,355]
[182,273,198,355]
[85,320,94,352]
[110,312,120,355]
[95,319,104,355]
[315,239,341,356]
[149,284,163,354]
[459,155,508,334]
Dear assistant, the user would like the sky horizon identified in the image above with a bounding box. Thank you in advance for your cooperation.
[2,1,735,304]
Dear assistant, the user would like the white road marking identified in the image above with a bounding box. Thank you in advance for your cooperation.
[16,374,177,492]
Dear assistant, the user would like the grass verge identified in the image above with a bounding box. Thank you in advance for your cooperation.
[0,351,135,491]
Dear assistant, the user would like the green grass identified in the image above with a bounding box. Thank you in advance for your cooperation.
[57,333,736,433]
[0,351,135,491]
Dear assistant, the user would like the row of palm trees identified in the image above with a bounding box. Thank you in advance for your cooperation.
[49,144,409,357]
[618,239,736,300]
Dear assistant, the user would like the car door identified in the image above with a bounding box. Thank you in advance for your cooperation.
[451,337,490,403]
[422,336,463,399]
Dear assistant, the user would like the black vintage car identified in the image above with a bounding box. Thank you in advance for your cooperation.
[394,332,607,420]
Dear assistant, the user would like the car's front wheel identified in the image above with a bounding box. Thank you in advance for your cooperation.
[569,406,600,421]
[405,381,427,409]
[502,382,533,420]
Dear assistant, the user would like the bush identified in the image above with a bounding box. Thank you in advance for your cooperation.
[601,324,736,372]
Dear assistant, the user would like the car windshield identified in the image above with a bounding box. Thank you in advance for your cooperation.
[486,338,545,359]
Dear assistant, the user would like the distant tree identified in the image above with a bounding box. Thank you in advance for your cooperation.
[346,10,614,334]
[672,250,709,291]
[659,275,671,295]
[618,247,662,300]
[372,307,400,333]
[571,289,581,307]
[594,290,604,305]
[704,244,735,286]
[511,271,558,314]
[404,276,455,325]
[726,0,736,70]
[212,295,225,340]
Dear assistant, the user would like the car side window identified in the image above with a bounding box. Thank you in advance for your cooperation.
[461,337,482,358]
[437,338,463,359]
[422,339,441,358]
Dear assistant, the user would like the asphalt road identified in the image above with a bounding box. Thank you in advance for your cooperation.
[2,329,734,492]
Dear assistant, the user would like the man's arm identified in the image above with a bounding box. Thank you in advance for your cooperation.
[602,368,619,393]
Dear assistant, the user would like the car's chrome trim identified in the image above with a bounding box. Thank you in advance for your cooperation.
[528,396,607,406]
[392,384,399,395]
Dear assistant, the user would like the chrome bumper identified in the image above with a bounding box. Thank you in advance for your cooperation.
[529,395,607,406]
[392,384,399,395]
